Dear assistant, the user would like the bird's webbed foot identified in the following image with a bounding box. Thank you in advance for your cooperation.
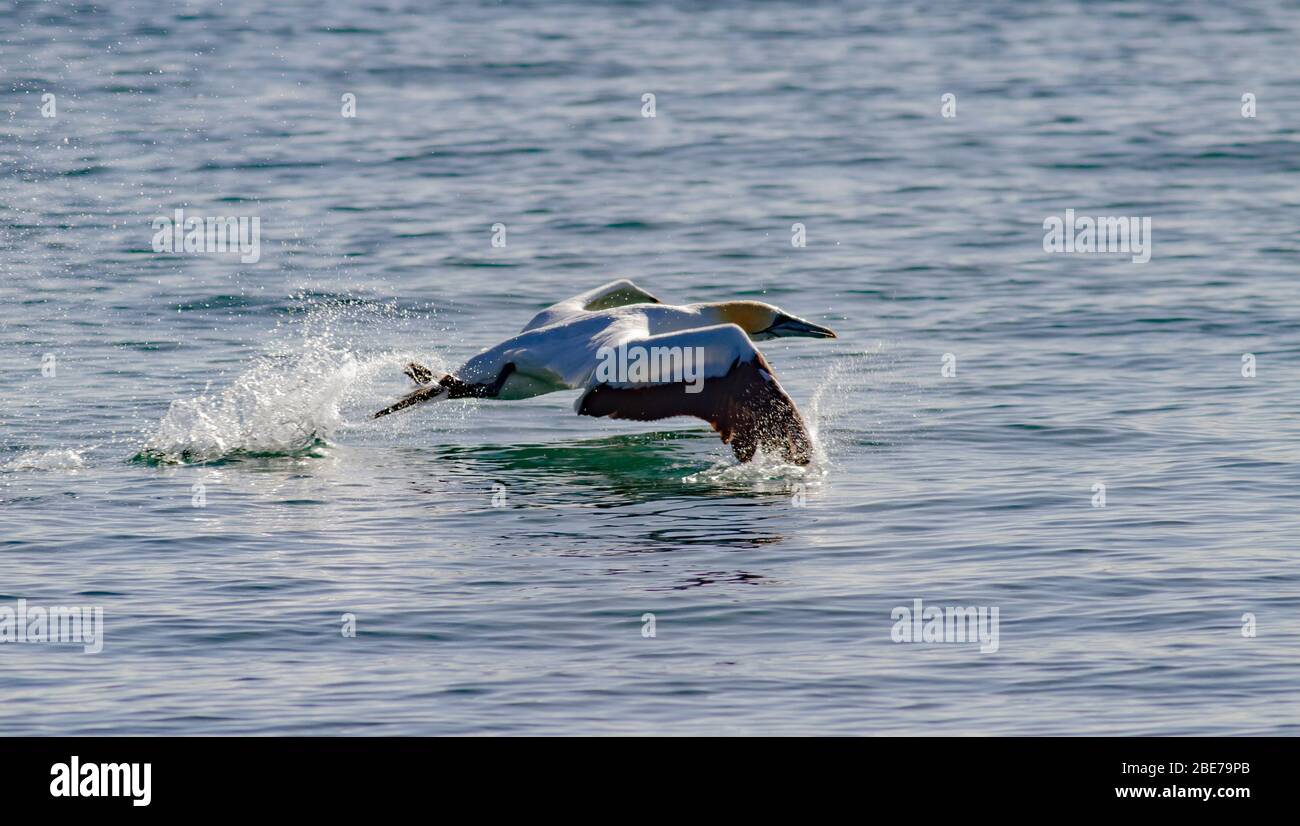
[404,362,435,384]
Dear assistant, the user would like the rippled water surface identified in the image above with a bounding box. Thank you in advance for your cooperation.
[3,0,1300,735]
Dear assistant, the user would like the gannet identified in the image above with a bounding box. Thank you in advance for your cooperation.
[373,280,836,464]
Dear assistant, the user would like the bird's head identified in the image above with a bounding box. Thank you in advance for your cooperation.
[697,300,837,341]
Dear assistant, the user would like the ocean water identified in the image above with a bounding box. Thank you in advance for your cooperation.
[3,0,1300,735]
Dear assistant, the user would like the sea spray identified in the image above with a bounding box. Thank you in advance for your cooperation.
[139,348,359,463]
[2,448,87,472]
[680,352,877,488]
[137,297,449,464]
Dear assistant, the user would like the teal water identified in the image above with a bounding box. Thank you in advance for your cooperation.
[2,0,1300,735]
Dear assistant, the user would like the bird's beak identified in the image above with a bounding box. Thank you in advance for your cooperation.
[765,313,837,339]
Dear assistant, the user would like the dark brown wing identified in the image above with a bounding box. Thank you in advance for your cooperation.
[576,353,812,465]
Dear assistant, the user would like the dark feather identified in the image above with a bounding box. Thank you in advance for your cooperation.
[577,354,812,464]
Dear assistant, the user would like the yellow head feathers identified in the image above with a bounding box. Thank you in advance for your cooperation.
[710,301,781,335]
[696,301,837,341]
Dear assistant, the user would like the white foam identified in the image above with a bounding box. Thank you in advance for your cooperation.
[142,348,361,462]
[3,448,87,472]
[682,452,825,486]
[680,353,871,485]
[140,299,448,463]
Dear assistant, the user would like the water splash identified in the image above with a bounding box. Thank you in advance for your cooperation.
[136,297,447,464]
[681,351,876,487]
[681,454,825,488]
[2,448,87,472]
[808,350,877,457]
[138,350,361,464]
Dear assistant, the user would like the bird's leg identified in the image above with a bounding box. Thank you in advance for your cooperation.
[439,363,516,399]
[374,363,516,419]
[373,383,450,418]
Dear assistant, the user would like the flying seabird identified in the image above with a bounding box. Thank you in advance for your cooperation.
[373,280,836,464]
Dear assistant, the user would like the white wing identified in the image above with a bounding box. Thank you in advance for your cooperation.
[457,311,649,393]
[521,279,660,332]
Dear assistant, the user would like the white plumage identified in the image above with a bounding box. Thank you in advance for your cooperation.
[374,280,836,464]
[460,290,756,397]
